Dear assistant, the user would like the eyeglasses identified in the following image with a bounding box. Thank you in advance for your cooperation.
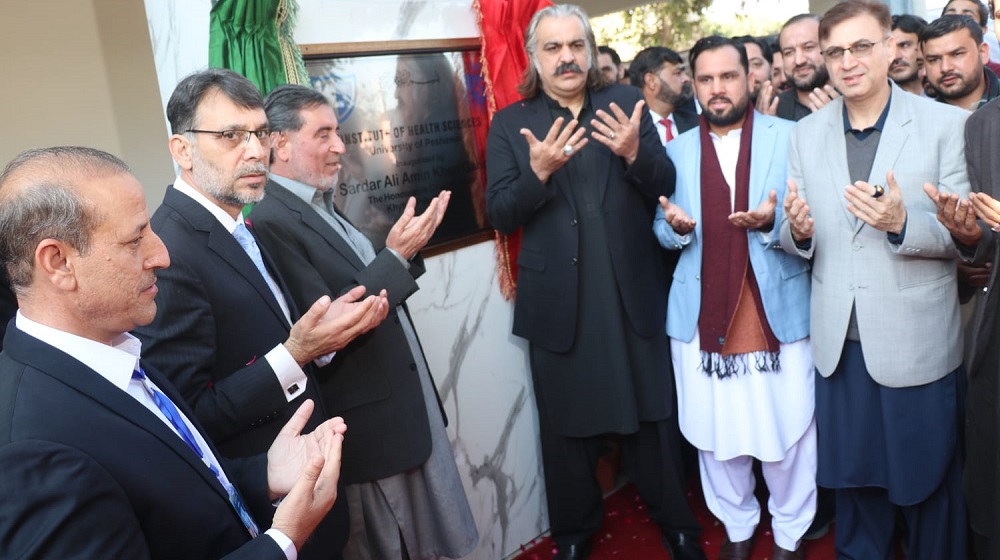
[185,129,272,149]
[822,36,889,62]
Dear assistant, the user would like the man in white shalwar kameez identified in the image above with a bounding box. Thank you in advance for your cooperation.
[653,35,816,560]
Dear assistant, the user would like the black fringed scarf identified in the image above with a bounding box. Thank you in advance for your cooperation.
[697,109,780,378]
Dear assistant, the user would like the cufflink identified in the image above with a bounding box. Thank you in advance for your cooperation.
[286,383,299,395]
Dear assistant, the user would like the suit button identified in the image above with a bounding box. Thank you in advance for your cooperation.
[571,257,578,265]
[717,336,725,345]
[570,219,578,226]
[410,363,417,371]
[853,243,861,250]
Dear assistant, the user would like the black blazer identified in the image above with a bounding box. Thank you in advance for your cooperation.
[135,186,326,456]
[673,97,700,135]
[0,326,282,560]
[249,181,438,484]
[133,187,348,559]
[485,83,675,353]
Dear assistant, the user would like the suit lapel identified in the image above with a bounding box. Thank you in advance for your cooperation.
[749,113,776,207]
[867,91,910,198]
[3,327,232,505]
[267,182,367,271]
[821,104,858,230]
[164,188,290,327]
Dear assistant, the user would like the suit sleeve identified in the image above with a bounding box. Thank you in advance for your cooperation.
[964,112,998,266]
[137,250,294,445]
[485,107,559,234]
[779,123,814,259]
[251,211,421,310]
[0,441,152,559]
[889,109,969,260]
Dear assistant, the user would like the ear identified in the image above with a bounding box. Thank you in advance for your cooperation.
[35,239,78,292]
[273,131,293,163]
[168,133,194,171]
[643,71,658,92]
[980,40,991,65]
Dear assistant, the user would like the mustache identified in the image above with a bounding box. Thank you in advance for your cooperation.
[554,62,584,75]
[936,71,961,85]
[707,95,733,106]
[890,59,910,69]
[236,162,268,177]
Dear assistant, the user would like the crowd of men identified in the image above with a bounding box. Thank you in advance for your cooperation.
[3,0,1000,559]
[486,0,1000,559]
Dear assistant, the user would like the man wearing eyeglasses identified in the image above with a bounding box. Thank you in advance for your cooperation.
[134,68,390,560]
[779,1,970,557]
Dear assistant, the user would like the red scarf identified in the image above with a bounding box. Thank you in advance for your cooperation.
[696,109,780,378]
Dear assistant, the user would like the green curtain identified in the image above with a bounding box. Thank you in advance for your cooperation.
[209,0,308,96]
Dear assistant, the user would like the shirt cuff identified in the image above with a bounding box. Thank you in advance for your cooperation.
[313,351,336,368]
[264,528,298,560]
[386,247,411,269]
[265,345,309,402]
[887,218,908,245]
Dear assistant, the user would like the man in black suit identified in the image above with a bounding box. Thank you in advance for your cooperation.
[0,146,346,559]
[248,85,478,559]
[484,5,705,560]
[133,69,388,559]
[628,46,697,145]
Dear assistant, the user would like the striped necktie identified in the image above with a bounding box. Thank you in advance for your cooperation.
[132,367,259,537]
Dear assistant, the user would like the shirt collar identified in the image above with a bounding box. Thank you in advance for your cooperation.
[842,86,892,134]
[541,89,592,115]
[172,175,246,233]
[15,311,142,392]
[270,174,324,207]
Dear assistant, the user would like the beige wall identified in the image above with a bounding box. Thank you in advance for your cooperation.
[0,0,174,207]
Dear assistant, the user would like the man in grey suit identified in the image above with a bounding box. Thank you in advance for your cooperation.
[779,1,970,558]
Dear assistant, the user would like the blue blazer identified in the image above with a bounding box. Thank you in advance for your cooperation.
[653,111,810,344]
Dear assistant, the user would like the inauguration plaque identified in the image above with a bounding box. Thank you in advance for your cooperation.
[303,39,491,254]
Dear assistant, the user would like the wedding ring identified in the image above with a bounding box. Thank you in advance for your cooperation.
[563,144,574,156]
[872,184,885,199]
[609,131,616,140]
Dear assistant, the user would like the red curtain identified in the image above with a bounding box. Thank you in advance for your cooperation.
[474,0,552,300]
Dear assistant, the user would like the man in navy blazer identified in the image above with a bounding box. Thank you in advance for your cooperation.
[133,69,388,560]
[485,5,704,560]
[0,146,346,559]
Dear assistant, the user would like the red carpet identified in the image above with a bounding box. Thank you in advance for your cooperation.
[513,482,837,559]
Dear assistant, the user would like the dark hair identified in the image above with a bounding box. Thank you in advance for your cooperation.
[628,46,684,87]
[0,147,129,292]
[167,68,264,134]
[518,4,608,98]
[943,0,989,26]
[921,14,985,45]
[779,14,821,50]
[264,84,331,133]
[689,35,749,76]
[819,0,891,42]
[733,35,773,65]
[598,45,622,66]
[892,13,929,35]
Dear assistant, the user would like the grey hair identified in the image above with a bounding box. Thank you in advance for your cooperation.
[0,146,127,293]
[517,4,609,98]
[264,84,331,133]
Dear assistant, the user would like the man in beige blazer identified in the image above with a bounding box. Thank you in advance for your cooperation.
[778,1,970,558]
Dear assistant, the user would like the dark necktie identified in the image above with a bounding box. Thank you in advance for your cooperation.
[132,367,260,537]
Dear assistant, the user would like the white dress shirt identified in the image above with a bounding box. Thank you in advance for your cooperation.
[15,312,296,558]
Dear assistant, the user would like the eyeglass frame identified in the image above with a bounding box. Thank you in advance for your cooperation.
[184,128,273,148]
[821,35,891,62]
